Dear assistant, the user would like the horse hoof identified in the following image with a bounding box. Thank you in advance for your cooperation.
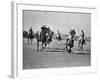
[68,49,71,53]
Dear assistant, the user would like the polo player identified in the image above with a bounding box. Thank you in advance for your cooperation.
[78,29,86,50]
[69,28,76,47]
[29,27,33,34]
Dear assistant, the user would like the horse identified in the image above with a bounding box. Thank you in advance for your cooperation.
[23,30,28,44]
[64,35,74,53]
[27,32,34,44]
[78,37,86,50]
[46,31,54,46]
[23,30,28,38]
[36,27,54,51]
[23,30,34,44]
[40,31,48,51]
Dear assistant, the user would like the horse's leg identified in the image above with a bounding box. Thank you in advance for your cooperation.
[41,42,44,51]
[64,39,68,51]
[78,39,82,50]
[80,39,83,50]
[45,41,47,48]
[42,42,46,50]
[80,44,82,50]
[30,39,32,44]
[81,45,83,50]
[81,40,84,50]
[78,40,80,49]
[67,46,71,54]
[30,39,33,44]
[37,40,39,51]
[28,38,30,44]
[64,44,67,51]
[47,42,50,48]
[29,38,31,44]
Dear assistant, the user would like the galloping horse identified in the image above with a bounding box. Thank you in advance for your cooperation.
[23,30,28,38]
[27,32,34,44]
[40,28,48,51]
[36,26,54,51]
[23,29,34,44]
[46,31,54,46]
[65,35,74,53]
[64,28,76,53]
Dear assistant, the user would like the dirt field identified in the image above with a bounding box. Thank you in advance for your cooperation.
[23,39,91,69]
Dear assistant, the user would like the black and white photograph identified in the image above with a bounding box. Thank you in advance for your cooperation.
[23,10,91,69]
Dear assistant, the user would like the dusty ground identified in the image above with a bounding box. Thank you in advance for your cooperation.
[23,39,91,69]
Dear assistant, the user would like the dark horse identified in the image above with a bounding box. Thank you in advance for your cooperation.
[27,32,34,44]
[64,35,74,53]
[23,30,28,38]
[36,27,54,51]
[46,31,54,46]
[23,30,34,44]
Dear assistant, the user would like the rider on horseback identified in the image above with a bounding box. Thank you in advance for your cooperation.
[27,27,34,44]
[78,29,86,50]
[29,27,33,34]
[64,28,76,53]
[79,29,86,45]
[69,28,76,37]
[40,24,47,41]
[69,28,76,47]
[40,24,48,35]
[40,24,53,50]
[80,30,84,39]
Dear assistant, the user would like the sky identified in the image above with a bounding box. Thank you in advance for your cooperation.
[23,10,91,37]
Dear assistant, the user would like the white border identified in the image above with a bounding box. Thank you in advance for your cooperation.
[11,1,97,78]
